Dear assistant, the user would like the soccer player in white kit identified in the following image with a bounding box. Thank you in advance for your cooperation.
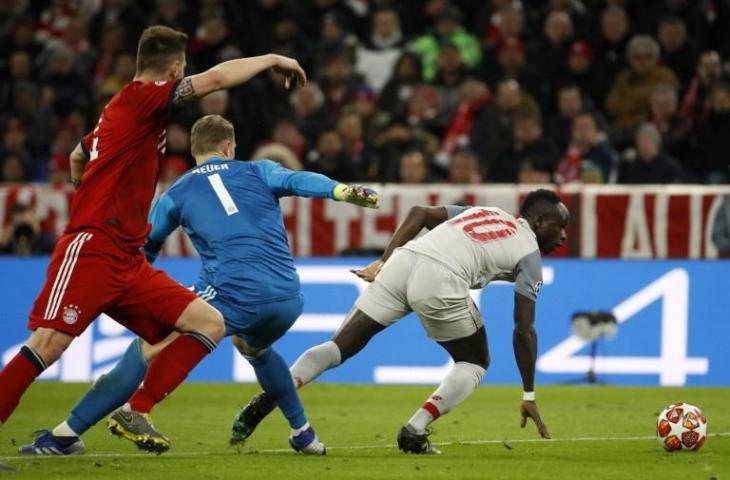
[233,189,569,454]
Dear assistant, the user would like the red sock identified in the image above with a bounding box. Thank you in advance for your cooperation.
[129,334,214,413]
[0,347,46,423]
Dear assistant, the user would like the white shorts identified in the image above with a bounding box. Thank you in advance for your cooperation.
[355,249,483,342]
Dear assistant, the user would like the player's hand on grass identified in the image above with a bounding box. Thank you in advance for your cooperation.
[351,260,383,282]
[271,54,307,89]
[334,184,379,209]
[520,400,551,439]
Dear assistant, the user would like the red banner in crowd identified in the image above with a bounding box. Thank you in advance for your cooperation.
[1,185,728,259]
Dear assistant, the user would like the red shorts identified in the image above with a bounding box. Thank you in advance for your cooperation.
[28,229,197,344]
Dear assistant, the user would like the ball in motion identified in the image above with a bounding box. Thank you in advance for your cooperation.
[656,402,708,451]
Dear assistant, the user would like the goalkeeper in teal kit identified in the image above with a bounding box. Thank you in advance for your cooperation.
[19,115,378,456]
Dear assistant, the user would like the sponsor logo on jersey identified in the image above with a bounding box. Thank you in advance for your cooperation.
[62,305,81,325]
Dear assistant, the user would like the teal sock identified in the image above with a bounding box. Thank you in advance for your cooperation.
[66,338,148,435]
[248,348,307,430]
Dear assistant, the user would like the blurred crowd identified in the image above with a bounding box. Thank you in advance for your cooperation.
[2,0,730,192]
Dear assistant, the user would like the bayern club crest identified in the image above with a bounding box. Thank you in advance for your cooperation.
[62,305,81,325]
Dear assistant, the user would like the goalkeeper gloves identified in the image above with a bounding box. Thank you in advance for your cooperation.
[333,184,379,209]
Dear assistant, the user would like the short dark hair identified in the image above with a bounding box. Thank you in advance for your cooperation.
[190,115,235,157]
[520,189,561,218]
[136,25,188,73]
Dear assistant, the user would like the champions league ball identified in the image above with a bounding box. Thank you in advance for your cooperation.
[656,403,708,451]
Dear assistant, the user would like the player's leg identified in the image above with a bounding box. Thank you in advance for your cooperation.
[106,263,224,452]
[398,260,487,454]
[1,231,108,428]
[229,295,324,453]
[0,328,73,426]
[400,326,488,454]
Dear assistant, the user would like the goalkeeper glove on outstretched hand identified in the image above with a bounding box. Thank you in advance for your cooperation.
[333,184,379,209]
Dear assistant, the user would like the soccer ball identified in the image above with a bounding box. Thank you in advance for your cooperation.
[656,403,708,451]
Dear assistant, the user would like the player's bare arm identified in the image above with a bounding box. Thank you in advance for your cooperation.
[352,206,448,282]
[172,54,307,108]
[513,292,550,439]
[69,142,90,189]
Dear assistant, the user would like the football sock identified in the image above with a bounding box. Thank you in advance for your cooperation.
[64,338,148,435]
[289,341,341,387]
[246,348,307,430]
[52,421,78,438]
[129,332,216,413]
[0,346,47,423]
[407,362,485,434]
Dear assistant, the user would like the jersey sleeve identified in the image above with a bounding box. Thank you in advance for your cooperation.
[255,160,339,198]
[513,250,543,301]
[144,192,181,263]
[133,80,180,120]
[445,205,471,219]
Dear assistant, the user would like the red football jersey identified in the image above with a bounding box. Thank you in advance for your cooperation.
[67,79,179,251]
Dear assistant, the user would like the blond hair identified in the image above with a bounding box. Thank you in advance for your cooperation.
[190,115,235,157]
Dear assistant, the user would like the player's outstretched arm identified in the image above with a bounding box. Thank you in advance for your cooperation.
[69,142,89,189]
[351,206,447,282]
[143,193,181,263]
[171,54,307,107]
[257,160,378,208]
[513,292,551,439]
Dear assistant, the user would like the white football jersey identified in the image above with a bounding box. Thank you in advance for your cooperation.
[402,206,543,300]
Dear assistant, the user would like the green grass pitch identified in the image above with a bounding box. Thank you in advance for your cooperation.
[1,383,728,479]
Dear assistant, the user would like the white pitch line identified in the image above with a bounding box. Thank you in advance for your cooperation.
[2,432,727,460]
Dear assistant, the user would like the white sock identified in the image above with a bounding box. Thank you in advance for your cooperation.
[407,362,485,434]
[52,421,79,438]
[121,402,132,413]
[290,341,342,387]
[291,421,311,436]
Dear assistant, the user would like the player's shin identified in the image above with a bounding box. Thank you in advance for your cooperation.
[247,348,307,430]
[128,332,218,413]
[62,338,148,436]
[0,346,48,423]
[406,362,485,434]
[289,341,342,388]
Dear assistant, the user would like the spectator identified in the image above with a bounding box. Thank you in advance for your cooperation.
[517,161,553,184]
[605,35,679,130]
[486,36,540,97]
[1,15,44,59]
[88,0,148,47]
[252,142,303,171]
[409,3,481,81]
[39,44,92,118]
[98,52,136,97]
[559,40,602,108]
[290,81,331,144]
[711,195,730,258]
[548,83,587,152]
[555,111,617,184]
[337,110,374,179]
[448,148,482,184]
[378,52,423,120]
[618,122,683,184]
[657,16,701,89]
[680,51,727,131]
[695,84,730,183]
[489,111,558,182]
[0,153,28,183]
[373,121,439,182]
[356,5,405,93]
[150,0,196,35]
[647,84,692,166]
[470,79,540,172]
[532,10,574,106]
[0,50,34,113]
[91,25,126,90]
[317,11,359,72]
[306,128,362,181]
[0,203,53,255]
[592,5,631,105]
[432,43,469,125]
[165,123,193,168]
[192,17,244,71]
[398,149,432,184]
[266,7,315,73]
[319,50,367,118]
[438,76,491,164]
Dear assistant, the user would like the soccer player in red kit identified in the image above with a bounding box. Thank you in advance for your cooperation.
[0,25,307,453]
